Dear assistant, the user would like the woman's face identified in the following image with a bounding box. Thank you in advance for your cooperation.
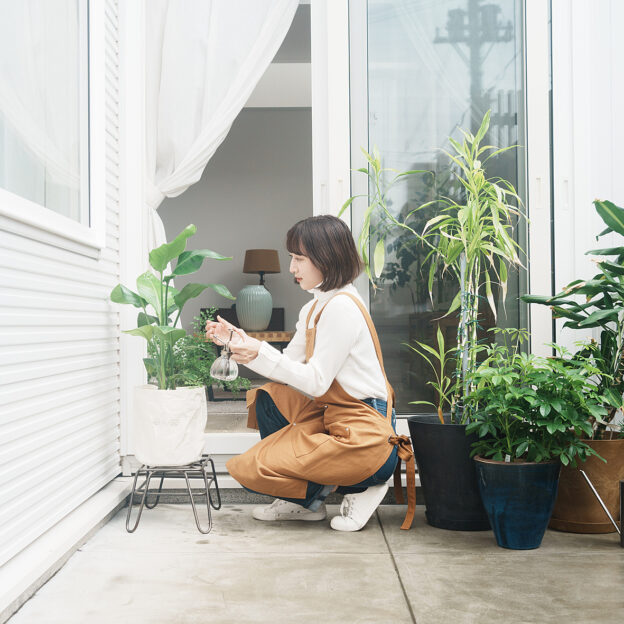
[289,252,324,290]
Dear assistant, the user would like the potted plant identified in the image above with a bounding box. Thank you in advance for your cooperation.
[465,330,605,549]
[172,309,252,401]
[342,111,525,530]
[110,224,235,466]
[522,199,624,533]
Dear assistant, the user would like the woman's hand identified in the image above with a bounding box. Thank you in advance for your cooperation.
[205,315,243,347]
[205,316,261,364]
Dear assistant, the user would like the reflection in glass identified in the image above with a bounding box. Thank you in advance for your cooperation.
[365,0,527,413]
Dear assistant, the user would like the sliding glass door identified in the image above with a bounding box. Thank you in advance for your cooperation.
[350,0,527,414]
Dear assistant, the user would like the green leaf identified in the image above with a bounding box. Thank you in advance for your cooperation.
[110,284,147,308]
[149,224,196,273]
[595,199,624,237]
[152,325,187,347]
[474,110,491,145]
[598,261,624,276]
[373,239,385,278]
[586,246,624,256]
[136,272,163,314]
[206,283,236,300]
[338,195,361,217]
[603,387,624,408]
[137,312,158,327]
[444,291,462,317]
[142,357,158,379]
[124,325,155,341]
[172,249,232,276]
[578,309,619,327]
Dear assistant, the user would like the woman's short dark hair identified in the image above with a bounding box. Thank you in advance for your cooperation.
[286,215,364,291]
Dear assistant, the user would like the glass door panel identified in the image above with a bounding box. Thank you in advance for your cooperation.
[360,0,527,414]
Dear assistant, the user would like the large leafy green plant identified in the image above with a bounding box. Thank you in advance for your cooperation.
[465,330,606,466]
[110,224,234,390]
[341,111,525,422]
[522,200,624,439]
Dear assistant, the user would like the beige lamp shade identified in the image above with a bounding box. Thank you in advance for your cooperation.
[243,249,281,275]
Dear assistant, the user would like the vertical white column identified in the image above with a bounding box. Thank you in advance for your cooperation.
[118,0,148,471]
[525,0,554,355]
[311,0,351,219]
[550,0,620,351]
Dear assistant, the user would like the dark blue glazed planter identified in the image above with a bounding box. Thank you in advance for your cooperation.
[474,457,561,550]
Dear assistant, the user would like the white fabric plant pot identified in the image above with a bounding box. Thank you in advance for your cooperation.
[133,385,207,466]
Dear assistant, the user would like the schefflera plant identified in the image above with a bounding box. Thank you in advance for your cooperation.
[110,224,234,389]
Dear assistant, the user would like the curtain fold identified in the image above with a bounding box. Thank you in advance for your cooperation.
[145,0,299,249]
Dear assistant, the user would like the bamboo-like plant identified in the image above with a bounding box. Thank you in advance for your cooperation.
[110,224,235,390]
[341,111,525,422]
[405,327,456,423]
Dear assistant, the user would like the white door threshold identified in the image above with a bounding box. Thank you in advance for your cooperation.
[0,477,133,624]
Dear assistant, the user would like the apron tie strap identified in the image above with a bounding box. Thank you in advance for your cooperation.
[389,435,416,530]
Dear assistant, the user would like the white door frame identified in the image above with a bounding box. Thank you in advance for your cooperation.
[525,0,555,354]
[311,0,351,221]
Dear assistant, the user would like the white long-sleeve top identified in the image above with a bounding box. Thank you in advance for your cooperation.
[244,283,388,400]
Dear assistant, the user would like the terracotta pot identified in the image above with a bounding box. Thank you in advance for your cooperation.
[549,438,624,534]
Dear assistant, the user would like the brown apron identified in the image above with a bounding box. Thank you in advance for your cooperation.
[226,292,416,529]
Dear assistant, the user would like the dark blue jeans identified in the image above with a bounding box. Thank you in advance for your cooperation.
[251,390,398,508]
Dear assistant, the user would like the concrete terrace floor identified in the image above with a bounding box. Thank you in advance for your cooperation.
[8,503,624,624]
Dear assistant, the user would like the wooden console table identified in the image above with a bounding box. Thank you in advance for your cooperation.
[246,330,294,351]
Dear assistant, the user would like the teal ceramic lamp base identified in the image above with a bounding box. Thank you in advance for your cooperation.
[236,285,272,331]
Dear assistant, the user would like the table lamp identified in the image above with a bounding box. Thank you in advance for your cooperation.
[236,249,281,331]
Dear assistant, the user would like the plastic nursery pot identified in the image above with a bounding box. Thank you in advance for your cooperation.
[408,415,490,531]
[474,456,561,550]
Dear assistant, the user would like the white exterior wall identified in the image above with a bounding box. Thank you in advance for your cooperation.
[551,0,624,349]
[0,0,121,567]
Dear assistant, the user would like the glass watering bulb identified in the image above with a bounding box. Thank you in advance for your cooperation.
[210,329,239,381]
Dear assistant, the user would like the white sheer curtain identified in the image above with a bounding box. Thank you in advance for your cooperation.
[145,0,298,249]
[0,1,81,196]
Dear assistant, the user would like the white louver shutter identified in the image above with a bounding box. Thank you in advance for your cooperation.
[0,0,122,567]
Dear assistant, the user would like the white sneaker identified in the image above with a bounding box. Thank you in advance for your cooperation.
[330,483,389,532]
[252,499,327,522]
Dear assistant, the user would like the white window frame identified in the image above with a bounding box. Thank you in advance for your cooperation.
[0,0,106,256]
[525,0,555,355]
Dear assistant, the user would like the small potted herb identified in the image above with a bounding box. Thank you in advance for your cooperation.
[465,330,605,549]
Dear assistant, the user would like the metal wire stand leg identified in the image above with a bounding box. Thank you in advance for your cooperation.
[126,466,154,533]
[144,475,165,509]
[184,470,212,534]
[205,457,222,511]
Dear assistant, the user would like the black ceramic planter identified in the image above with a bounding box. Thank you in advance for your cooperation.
[407,415,490,531]
[474,457,561,550]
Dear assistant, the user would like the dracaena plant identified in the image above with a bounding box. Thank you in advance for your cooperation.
[110,224,234,390]
[522,200,624,438]
[341,111,525,423]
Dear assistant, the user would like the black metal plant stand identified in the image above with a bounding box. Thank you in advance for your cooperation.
[126,456,221,534]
